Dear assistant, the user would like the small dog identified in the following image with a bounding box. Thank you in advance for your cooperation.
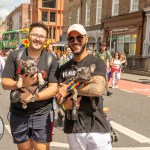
[57,64,96,125]
[10,58,45,109]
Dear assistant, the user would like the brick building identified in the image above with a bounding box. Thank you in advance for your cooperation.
[31,0,64,44]
[63,0,150,73]
[0,19,7,43]
[6,3,30,30]
[63,0,104,51]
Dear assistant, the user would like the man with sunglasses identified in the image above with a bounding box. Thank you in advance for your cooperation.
[2,22,58,150]
[56,24,112,150]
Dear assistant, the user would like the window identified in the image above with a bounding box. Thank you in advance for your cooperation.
[69,11,72,26]
[130,0,139,12]
[49,28,51,39]
[117,34,137,55]
[112,0,119,16]
[42,12,48,22]
[76,6,80,24]
[117,35,124,53]
[50,12,56,22]
[53,28,55,39]
[85,0,90,26]
[96,0,102,24]
[42,0,56,8]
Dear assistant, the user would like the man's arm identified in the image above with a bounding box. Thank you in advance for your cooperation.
[2,78,18,90]
[20,82,58,103]
[77,75,106,97]
[2,74,38,90]
[35,83,58,101]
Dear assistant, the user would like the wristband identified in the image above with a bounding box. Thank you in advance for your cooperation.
[62,104,67,110]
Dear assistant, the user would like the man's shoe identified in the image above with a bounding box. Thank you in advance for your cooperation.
[107,91,113,96]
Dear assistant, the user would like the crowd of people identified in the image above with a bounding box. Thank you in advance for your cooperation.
[0,22,127,150]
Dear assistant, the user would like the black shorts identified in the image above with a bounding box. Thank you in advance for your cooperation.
[10,112,51,144]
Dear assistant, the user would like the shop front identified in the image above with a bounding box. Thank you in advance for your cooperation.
[102,11,144,56]
[108,27,138,55]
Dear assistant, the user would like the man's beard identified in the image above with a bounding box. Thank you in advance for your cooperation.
[69,43,86,55]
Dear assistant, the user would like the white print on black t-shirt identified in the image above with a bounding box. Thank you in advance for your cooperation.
[63,70,76,78]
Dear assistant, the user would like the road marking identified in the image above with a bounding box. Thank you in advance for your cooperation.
[5,124,150,149]
[133,88,150,92]
[111,121,150,143]
[120,89,133,93]
[50,142,69,148]
[113,147,150,150]
[5,125,11,136]
[113,148,150,150]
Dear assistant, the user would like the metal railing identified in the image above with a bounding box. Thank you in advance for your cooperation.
[126,56,150,71]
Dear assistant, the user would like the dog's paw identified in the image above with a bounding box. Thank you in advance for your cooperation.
[39,79,45,85]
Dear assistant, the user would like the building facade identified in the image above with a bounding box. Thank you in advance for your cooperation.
[63,0,150,56]
[31,0,64,43]
[63,0,104,51]
[6,3,30,30]
[102,0,147,57]
[0,19,7,42]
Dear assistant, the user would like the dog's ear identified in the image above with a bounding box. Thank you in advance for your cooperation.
[72,65,78,71]
[89,64,96,73]
[17,59,25,67]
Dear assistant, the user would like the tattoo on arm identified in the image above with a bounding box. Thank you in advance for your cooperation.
[78,76,106,97]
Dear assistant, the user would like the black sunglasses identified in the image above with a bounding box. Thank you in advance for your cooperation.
[67,35,84,43]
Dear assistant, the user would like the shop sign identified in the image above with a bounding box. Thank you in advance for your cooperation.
[110,27,137,35]
[111,28,129,35]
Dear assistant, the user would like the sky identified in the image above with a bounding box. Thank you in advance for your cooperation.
[0,0,30,20]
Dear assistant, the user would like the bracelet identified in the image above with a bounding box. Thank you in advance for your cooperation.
[62,104,67,111]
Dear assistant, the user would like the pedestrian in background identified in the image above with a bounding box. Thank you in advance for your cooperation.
[110,52,122,89]
[2,22,58,150]
[95,42,113,96]
[46,44,56,57]
[86,48,93,55]
[56,24,112,150]
[59,47,73,67]
[120,51,127,73]
[0,53,5,77]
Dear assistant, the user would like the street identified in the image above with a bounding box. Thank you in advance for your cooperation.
[0,78,150,150]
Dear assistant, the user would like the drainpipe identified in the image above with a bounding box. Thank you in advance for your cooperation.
[80,0,83,24]
[140,10,145,56]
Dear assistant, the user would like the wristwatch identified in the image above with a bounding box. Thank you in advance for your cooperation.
[30,95,36,102]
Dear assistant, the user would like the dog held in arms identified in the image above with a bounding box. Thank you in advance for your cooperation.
[57,64,96,124]
[10,58,45,109]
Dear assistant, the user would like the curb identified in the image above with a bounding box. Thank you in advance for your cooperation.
[121,78,150,85]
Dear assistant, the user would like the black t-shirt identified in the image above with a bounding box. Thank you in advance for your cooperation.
[57,54,110,133]
[2,48,58,117]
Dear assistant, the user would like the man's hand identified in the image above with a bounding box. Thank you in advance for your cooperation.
[22,74,38,87]
[56,83,69,104]
[63,95,82,110]
[20,88,32,103]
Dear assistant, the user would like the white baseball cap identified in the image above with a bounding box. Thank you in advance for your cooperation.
[67,24,87,36]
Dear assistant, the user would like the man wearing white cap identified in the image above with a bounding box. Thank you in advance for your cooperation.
[56,24,112,150]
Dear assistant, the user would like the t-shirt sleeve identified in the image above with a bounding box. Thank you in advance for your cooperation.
[2,51,17,79]
[47,56,58,83]
[94,58,106,78]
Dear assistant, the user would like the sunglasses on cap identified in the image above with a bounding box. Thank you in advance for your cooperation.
[67,35,84,43]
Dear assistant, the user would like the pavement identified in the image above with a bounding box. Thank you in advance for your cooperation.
[0,73,149,84]
[121,73,150,85]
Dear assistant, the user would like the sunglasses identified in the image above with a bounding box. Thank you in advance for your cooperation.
[67,35,84,43]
